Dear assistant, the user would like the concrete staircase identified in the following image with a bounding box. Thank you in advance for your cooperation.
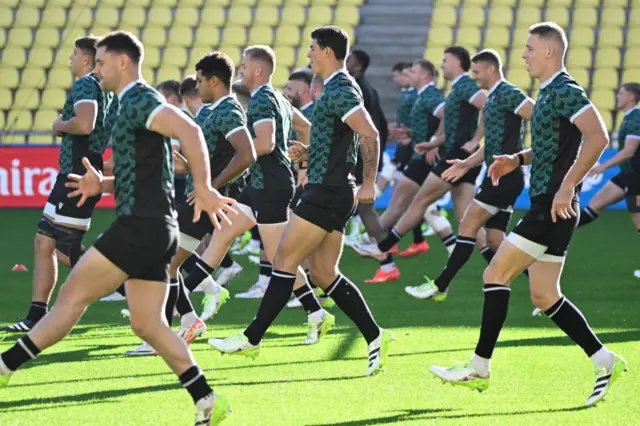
[354,0,434,122]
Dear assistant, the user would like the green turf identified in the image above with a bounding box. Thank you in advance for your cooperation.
[0,209,638,425]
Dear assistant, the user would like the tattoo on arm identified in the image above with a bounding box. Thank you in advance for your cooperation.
[359,134,379,183]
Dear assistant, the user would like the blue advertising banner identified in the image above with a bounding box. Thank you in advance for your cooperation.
[374,148,626,210]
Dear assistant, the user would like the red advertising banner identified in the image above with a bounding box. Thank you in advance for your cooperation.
[0,147,115,208]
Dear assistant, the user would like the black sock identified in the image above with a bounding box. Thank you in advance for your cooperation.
[578,206,599,227]
[378,228,402,252]
[116,284,126,297]
[441,233,456,250]
[166,279,180,327]
[1,336,41,371]
[434,236,475,292]
[175,274,195,316]
[179,366,213,404]
[182,253,198,274]
[305,269,317,289]
[184,256,214,292]
[26,302,48,322]
[412,222,424,244]
[244,270,296,345]
[259,261,272,277]
[480,246,495,264]
[545,296,603,357]
[379,252,394,267]
[326,275,380,344]
[294,282,322,315]
[251,225,260,240]
[220,253,233,268]
[522,269,529,277]
[475,284,511,359]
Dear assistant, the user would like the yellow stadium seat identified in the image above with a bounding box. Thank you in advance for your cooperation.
[275,25,300,47]
[0,31,5,48]
[188,47,211,70]
[570,27,595,48]
[181,0,206,6]
[248,26,274,45]
[288,0,311,5]
[156,66,182,84]
[218,46,241,65]
[141,64,155,83]
[141,27,167,47]
[601,7,626,29]
[428,27,454,48]
[490,48,508,66]
[67,7,94,29]
[144,46,161,67]
[174,7,199,27]
[101,0,125,6]
[14,88,40,110]
[295,48,309,68]
[155,0,178,6]
[334,6,360,27]
[29,135,58,145]
[32,109,59,131]
[507,68,532,90]
[282,6,306,26]
[54,44,73,66]
[485,27,510,49]
[491,0,515,5]
[168,26,194,47]
[625,48,640,68]
[163,47,188,68]
[307,6,333,26]
[194,27,221,47]
[575,0,601,7]
[627,27,640,47]
[520,0,543,5]
[599,28,623,48]
[457,27,481,49]
[488,7,512,28]
[94,7,120,28]
[630,8,640,29]
[274,46,295,67]
[605,0,629,6]
[622,68,640,83]
[34,28,61,48]
[48,0,72,6]
[338,0,364,4]
[0,88,11,111]
[465,0,488,6]
[314,0,337,5]
[228,7,253,27]
[0,10,12,30]
[590,88,615,112]
[121,7,147,28]
[566,48,592,68]
[200,8,226,28]
[2,133,28,144]
[460,6,485,28]
[424,46,446,63]
[544,7,569,28]
[272,66,289,88]
[128,0,152,6]
[511,27,532,50]
[148,7,172,28]
[29,47,54,68]
[569,68,589,88]
[595,47,621,69]
[260,0,283,5]
[7,28,33,48]
[432,7,457,28]
[48,66,73,88]
[508,49,527,69]
[515,6,540,28]
[91,26,116,37]
[592,69,619,90]
[41,8,67,29]
[253,6,280,26]
[222,26,246,46]
[572,7,597,28]
[0,67,19,89]
[233,0,256,4]
[0,0,19,7]
[15,7,40,28]
[2,47,26,68]
[41,88,66,109]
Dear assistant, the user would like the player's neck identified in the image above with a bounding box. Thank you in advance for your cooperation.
[622,104,637,114]
[416,78,433,90]
[537,63,564,86]
[487,75,503,91]
[187,99,203,116]
[116,72,143,97]
[247,78,270,94]
[448,70,466,83]
[299,94,313,107]
[211,89,230,104]
[321,63,344,81]
[75,65,93,79]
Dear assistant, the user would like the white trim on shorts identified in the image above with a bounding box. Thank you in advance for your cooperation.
[473,199,501,216]
[43,202,57,219]
[507,232,565,263]
[236,202,257,223]
[54,214,91,228]
[179,232,201,253]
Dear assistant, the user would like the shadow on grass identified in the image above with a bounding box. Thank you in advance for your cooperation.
[499,329,640,349]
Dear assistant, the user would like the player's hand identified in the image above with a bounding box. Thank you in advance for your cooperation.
[551,184,577,223]
[425,149,440,165]
[297,168,308,188]
[414,142,433,155]
[487,154,519,186]
[461,140,479,155]
[193,185,238,230]
[52,115,64,136]
[173,151,189,174]
[441,159,470,182]
[588,163,606,177]
[65,157,103,207]
[356,183,376,204]
[288,141,309,163]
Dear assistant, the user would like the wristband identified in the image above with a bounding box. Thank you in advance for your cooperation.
[300,162,308,170]
[517,153,525,166]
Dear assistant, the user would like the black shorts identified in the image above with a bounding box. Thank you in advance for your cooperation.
[402,158,432,186]
[625,173,640,212]
[507,195,579,262]
[432,157,482,186]
[393,143,413,169]
[174,177,187,206]
[177,201,213,242]
[475,172,524,231]
[236,184,294,225]
[294,184,357,233]
[291,185,304,209]
[43,174,101,228]
[94,215,178,282]
[610,172,629,191]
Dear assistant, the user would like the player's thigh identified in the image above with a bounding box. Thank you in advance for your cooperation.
[211,206,257,246]
[458,200,495,236]
[483,239,537,285]
[528,260,565,310]
[413,173,450,211]
[125,279,169,333]
[258,222,287,263]
[589,181,625,211]
[485,228,506,251]
[273,214,329,271]
[308,230,344,289]
[451,183,478,222]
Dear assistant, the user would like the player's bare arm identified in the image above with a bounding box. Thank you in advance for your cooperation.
[291,107,312,146]
[253,120,276,156]
[516,99,535,120]
[442,146,486,183]
[211,128,257,189]
[590,137,639,176]
[65,157,114,207]
[462,111,484,154]
[53,102,97,136]
[103,156,114,176]
[345,108,380,204]
[487,148,532,186]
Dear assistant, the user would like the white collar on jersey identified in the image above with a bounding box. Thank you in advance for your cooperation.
[118,79,146,101]
[251,83,272,98]
[210,95,232,110]
[488,79,505,96]
[451,72,469,86]
[324,67,348,85]
[300,101,314,111]
[624,106,640,116]
[195,103,211,117]
[540,67,567,89]
[417,81,435,95]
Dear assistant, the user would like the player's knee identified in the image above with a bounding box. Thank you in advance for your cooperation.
[130,314,156,340]
[309,268,334,289]
[482,261,509,285]
[486,230,504,251]
[530,288,560,311]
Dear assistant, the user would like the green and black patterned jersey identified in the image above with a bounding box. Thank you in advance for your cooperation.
[59,72,114,175]
[186,96,248,194]
[308,69,363,187]
[529,70,592,199]
[617,107,640,174]
[290,101,314,142]
[104,95,119,142]
[111,81,175,220]
[247,84,294,190]
[398,87,418,128]
[410,83,444,160]
[483,80,529,167]
[443,73,482,157]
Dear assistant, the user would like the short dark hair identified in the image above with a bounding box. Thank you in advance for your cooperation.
[179,75,198,97]
[74,36,97,59]
[96,31,144,64]
[529,22,568,52]
[244,45,276,74]
[311,26,350,61]
[621,82,640,103]
[444,46,472,72]
[288,70,312,86]
[350,49,370,73]
[471,49,503,71]
[413,59,437,77]
[195,51,235,88]
[156,80,182,103]
[392,62,406,73]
